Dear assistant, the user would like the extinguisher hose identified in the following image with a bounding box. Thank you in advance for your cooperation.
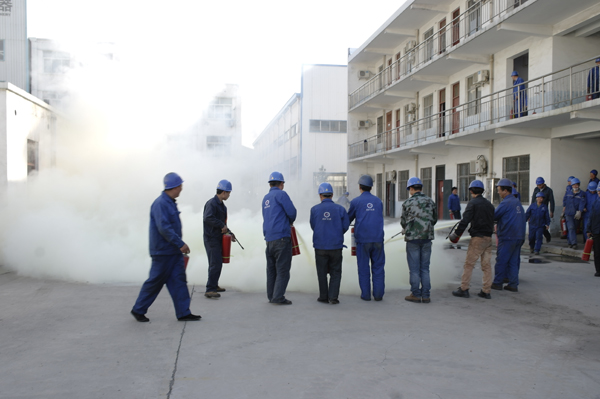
[446,222,461,240]
[227,229,245,250]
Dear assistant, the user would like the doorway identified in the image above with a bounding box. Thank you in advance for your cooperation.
[439,88,446,137]
[386,111,393,150]
[452,82,460,133]
[452,8,460,46]
[513,53,529,82]
[439,18,447,54]
[435,165,446,219]
[386,181,396,217]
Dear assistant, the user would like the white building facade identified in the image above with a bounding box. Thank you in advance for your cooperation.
[348,0,600,227]
[254,64,348,199]
[0,0,28,92]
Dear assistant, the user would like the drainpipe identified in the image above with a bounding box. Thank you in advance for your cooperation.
[415,154,419,177]
[490,54,494,92]
[488,139,494,201]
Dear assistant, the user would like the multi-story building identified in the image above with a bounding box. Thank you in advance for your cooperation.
[0,0,28,92]
[347,0,600,226]
[253,64,348,200]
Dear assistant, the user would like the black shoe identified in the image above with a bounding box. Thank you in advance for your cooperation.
[317,298,329,303]
[477,290,491,299]
[374,297,382,301]
[503,285,518,292]
[178,313,202,321]
[422,298,431,304]
[491,283,503,290]
[215,286,226,292]
[272,299,292,305]
[330,299,340,304]
[452,287,470,298]
[131,310,149,322]
[595,273,600,277]
[361,297,371,301]
[204,291,221,298]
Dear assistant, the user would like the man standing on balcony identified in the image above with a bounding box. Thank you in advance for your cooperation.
[348,175,385,301]
[448,187,461,219]
[512,71,527,118]
[562,177,586,249]
[531,177,555,243]
[401,177,437,303]
[587,58,600,100]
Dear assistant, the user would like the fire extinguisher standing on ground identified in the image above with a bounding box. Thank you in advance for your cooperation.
[582,237,594,261]
[351,226,356,256]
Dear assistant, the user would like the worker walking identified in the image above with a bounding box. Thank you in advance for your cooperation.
[531,177,555,243]
[526,192,551,255]
[262,172,297,305]
[450,180,495,299]
[562,177,586,249]
[348,175,385,301]
[336,191,351,211]
[491,178,526,292]
[131,173,201,322]
[585,187,600,277]
[448,187,461,219]
[310,183,350,304]
[401,177,437,303]
[203,180,232,299]
[583,181,598,244]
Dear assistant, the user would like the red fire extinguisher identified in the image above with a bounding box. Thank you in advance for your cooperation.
[447,222,462,243]
[582,238,593,261]
[351,227,356,256]
[291,226,300,256]
[222,234,232,263]
[183,254,189,270]
[450,213,455,220]
[560,217,568,239]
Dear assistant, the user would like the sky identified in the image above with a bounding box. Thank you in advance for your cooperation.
[26,0,408,146]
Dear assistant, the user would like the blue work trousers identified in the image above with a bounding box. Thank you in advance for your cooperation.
[565,215,579,245]
[204,239,223,293]
[583,216,591,244]
[528,226,545,252]
[315,249,343,301]
[406,241,432,299]
[266,237,292,303]
[493,239,524,288]
[356,242,385,300]
[132,254,191,319]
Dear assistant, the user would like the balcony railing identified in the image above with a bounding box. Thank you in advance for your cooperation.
[349,0,531,110]
[348,56,600,160]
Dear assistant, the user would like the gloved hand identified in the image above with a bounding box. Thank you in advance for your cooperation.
[449,232,459,242]
[575,211,582,220]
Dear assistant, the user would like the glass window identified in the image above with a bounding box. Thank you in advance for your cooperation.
[503,155,530,203]
[206,135,232,156]
[457,163,476,201]
[398,170,409,200]
[308,120,347,133]
[208,98,233,119]
[467,75,482,116]
[421,167,432,198]
[424,94,433,129]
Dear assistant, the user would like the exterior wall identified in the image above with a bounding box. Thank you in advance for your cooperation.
[0,0,28,92]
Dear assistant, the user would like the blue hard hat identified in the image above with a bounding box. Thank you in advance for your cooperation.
[268,171,285,183]
[588,182,598,191]
[469,180,484,190]
[344,192,349,196]
[406,176,422,190]
[217,179,232,191]
[512,181,517,187]
[596,58,600,63]
[358,175,373,187]
[497,178,513,187]
[571,177,581,185]
[318,182,334,195]
[164,172,183,190]
[536,192,545,198]
[536,177,545,185]
[511,71,519,77]
[568,176,574,182]
[591,169,598,175]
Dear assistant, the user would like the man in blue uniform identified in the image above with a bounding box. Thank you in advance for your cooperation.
[587,58,600,100]
[348,175,385,301]
[203,180,232,299]
[262,172,297,305]
[491,178,526,292]
[566,176,574,194]
[562,177,586,249]
[512,71,527,118]
[131,173,201,322]
[512,181,521,201]
[310,182,350,304]
[526,192,551,255]
[448,187,461,219]
[585,187,600,277]
[589,170,599,185]
[531,177,555,243]
[582,181,597,244]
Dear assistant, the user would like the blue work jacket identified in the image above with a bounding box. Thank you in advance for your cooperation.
[203,195,227,242]
[588,66,599,92]
[584,191,598,216]
[149,192,185,256]
[563,190,586,216]
[513,188,521,201]
[348,191,384,244]
[586,199,600,235]
[262,187,297,242]
[526,203,551,229]
[565,185,572,194]
[495,195,526,241]
[310,198,350,250]
[447,193,460,212]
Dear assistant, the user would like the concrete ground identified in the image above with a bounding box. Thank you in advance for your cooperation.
[1,243,599,399]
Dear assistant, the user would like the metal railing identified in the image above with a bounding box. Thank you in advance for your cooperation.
[348,56,600,160]
[349,0,531,110]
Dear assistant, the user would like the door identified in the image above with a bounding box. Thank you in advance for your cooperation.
[388,59,393,86]
[452,8,460,46]
[443,180,453,220]
[395,109,401,147]
[436,165,446,219]
[452,83,460,133]
[385,181,396,217]
[439,18,447,54]
[438,88,446,137]
[386,111,393,150]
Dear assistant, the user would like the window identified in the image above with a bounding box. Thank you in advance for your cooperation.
[423,95,433,129]
[421,167,432,198]
[376,173,383,200]
[457,163,476,201]
[404,104,416,135]
[43,51,70,73]
[206,135,231,156]
[398,170,409,200]
[376,116,383,144]
[468,0,482,36]
[467,75,481,116]
[503,155,530,203]
[27,140,38,175]
[290,124,297,137]
[0,40,4,62]
[424,28,434,61]
[308,120,347,133]
[208,98,233,119]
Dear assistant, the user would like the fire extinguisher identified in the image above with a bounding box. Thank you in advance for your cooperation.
[450,213,455,220]
[291,226,301,256]
[351,227,356,256]
[447,222,462,243]
[222,234,232,263]
[582,237,594,261]
[560,217,568,239]
[183,254,189,270]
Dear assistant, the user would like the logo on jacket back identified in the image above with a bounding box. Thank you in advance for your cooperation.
[264,200,270,209]
[322,211,331,221]
[366,203,374,211]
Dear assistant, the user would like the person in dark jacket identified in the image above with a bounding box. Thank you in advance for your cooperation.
[448,187,461,219]
[310,183,350,304]
[203,180,232,299]
[562,177,586,249]
[526,192,551,255]
[585,188,600,277]
[449,180,495,299]
[531,177,555,243]
[583,181,598,244]
[131,173,201,322]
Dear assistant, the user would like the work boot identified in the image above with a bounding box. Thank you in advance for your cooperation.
[477,290,491,299]
[317,298,329,303]
[272,299,292,305]
[204,291,221,298]
[595,273,600,277]
[178,313,201,321]
[452,287,470,298]
[216,286,226,292]
[421,298,431,304]
[404,294,422,303]
[330,299,340,304]
[374,297,383,301]
[503,285,518,292]
[131,310,149,322]
[491,283,503,290]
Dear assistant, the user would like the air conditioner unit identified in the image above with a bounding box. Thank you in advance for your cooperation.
[358,70,372,79]
[473,70,490,86]
[407,103,417,114]
[470,156,488,175]
[358,120,372,129]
